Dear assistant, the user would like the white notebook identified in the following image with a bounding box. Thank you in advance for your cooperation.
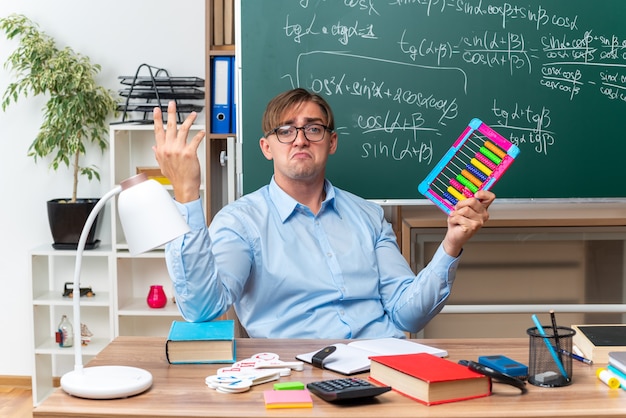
[296,338,448,375]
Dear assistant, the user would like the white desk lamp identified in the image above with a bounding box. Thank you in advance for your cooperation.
[60,173,190,399]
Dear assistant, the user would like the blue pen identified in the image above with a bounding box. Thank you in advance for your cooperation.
[531,314,569,381]
[555,346,593,365]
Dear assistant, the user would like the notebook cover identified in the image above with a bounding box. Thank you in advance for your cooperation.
[369,352,485,383]
[608,351,626,373]
[167,320,235,341]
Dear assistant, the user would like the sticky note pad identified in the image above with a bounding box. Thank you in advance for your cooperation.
[263,389,313,409]
[273,381,305,390]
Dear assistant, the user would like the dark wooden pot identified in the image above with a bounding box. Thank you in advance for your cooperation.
[47,198,102,250]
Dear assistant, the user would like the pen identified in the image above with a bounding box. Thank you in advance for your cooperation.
[531,314,569,381]
[555,346,593,365]
[549,310,563,364]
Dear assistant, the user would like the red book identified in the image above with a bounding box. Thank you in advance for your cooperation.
[369,353,491,406]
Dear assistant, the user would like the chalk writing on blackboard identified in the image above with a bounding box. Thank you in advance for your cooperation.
[241,0,626,199]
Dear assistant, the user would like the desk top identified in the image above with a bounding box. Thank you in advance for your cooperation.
[34,337,626,418]
[401,201,626,229]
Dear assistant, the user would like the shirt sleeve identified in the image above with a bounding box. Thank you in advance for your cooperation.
[164,198,229,322]
[375,218,461,333]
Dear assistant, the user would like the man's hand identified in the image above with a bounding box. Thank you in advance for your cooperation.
[442,190,495,257]
[153,101,206,203]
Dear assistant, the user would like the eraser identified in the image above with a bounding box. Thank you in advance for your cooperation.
[273,381,305,390]
[534,371,559,383]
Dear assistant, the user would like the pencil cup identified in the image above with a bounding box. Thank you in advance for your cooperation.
[527,326,576,387]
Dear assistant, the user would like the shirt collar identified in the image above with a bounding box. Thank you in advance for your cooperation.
[269,177,339,222]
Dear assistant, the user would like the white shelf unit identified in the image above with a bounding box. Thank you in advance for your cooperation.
[29,123,206,406]
[29,244,115,406]
[109,123,206,336]
[115,251,182,336]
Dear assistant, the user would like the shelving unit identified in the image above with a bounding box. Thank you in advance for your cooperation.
[109,123,207,337]
[206,0,238,217]
[29,245,115,406]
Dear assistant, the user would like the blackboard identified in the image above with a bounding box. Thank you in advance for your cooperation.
[238,0,626,201]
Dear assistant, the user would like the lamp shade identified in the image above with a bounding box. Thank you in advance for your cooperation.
[118,174,190,256]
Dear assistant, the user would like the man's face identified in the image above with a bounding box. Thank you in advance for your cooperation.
[259,101,337,185]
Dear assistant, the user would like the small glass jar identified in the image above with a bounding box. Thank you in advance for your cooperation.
[147,285,167,308]
[57,315,74,347]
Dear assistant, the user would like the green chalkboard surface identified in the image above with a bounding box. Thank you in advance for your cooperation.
[238,1,626,200]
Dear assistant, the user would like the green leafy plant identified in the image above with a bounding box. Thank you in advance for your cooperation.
[1,14,117,202]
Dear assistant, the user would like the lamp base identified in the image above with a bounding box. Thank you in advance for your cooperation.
[60,366,153,399]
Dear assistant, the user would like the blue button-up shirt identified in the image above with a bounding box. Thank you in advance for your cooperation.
[166,178,460,338]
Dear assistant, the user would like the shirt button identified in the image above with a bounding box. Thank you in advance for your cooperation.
[327,252,332,258]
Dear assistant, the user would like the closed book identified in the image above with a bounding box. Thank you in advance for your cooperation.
[165,320,236,364]
[608,351,626,374]
[369,353,491,406]
[571,324,626,364]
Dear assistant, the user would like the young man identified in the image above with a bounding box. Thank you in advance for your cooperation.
[153,88,494,338]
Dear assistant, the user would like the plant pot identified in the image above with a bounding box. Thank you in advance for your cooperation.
[47,198,102,250]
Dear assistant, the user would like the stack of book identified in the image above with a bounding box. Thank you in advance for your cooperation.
[608,351,626,383]
[263,390,313,409]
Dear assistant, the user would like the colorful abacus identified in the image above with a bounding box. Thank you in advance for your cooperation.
[418,118,520,215]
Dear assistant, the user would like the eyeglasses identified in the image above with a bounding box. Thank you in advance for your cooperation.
[267,123,332,144]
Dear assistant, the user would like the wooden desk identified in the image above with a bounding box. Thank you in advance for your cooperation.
[399,202,626,335]
[34,337,626,418]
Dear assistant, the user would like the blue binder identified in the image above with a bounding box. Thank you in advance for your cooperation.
[211,56,231,133]
[229,56,236,134]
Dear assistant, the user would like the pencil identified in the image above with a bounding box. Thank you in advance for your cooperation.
[550,310,563,364]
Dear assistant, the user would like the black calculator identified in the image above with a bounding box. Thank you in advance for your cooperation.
[306,377,391,402]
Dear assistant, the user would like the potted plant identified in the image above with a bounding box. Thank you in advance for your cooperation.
[1,14,117,249]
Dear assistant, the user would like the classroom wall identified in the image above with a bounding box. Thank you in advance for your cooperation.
[0,0,205,377]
